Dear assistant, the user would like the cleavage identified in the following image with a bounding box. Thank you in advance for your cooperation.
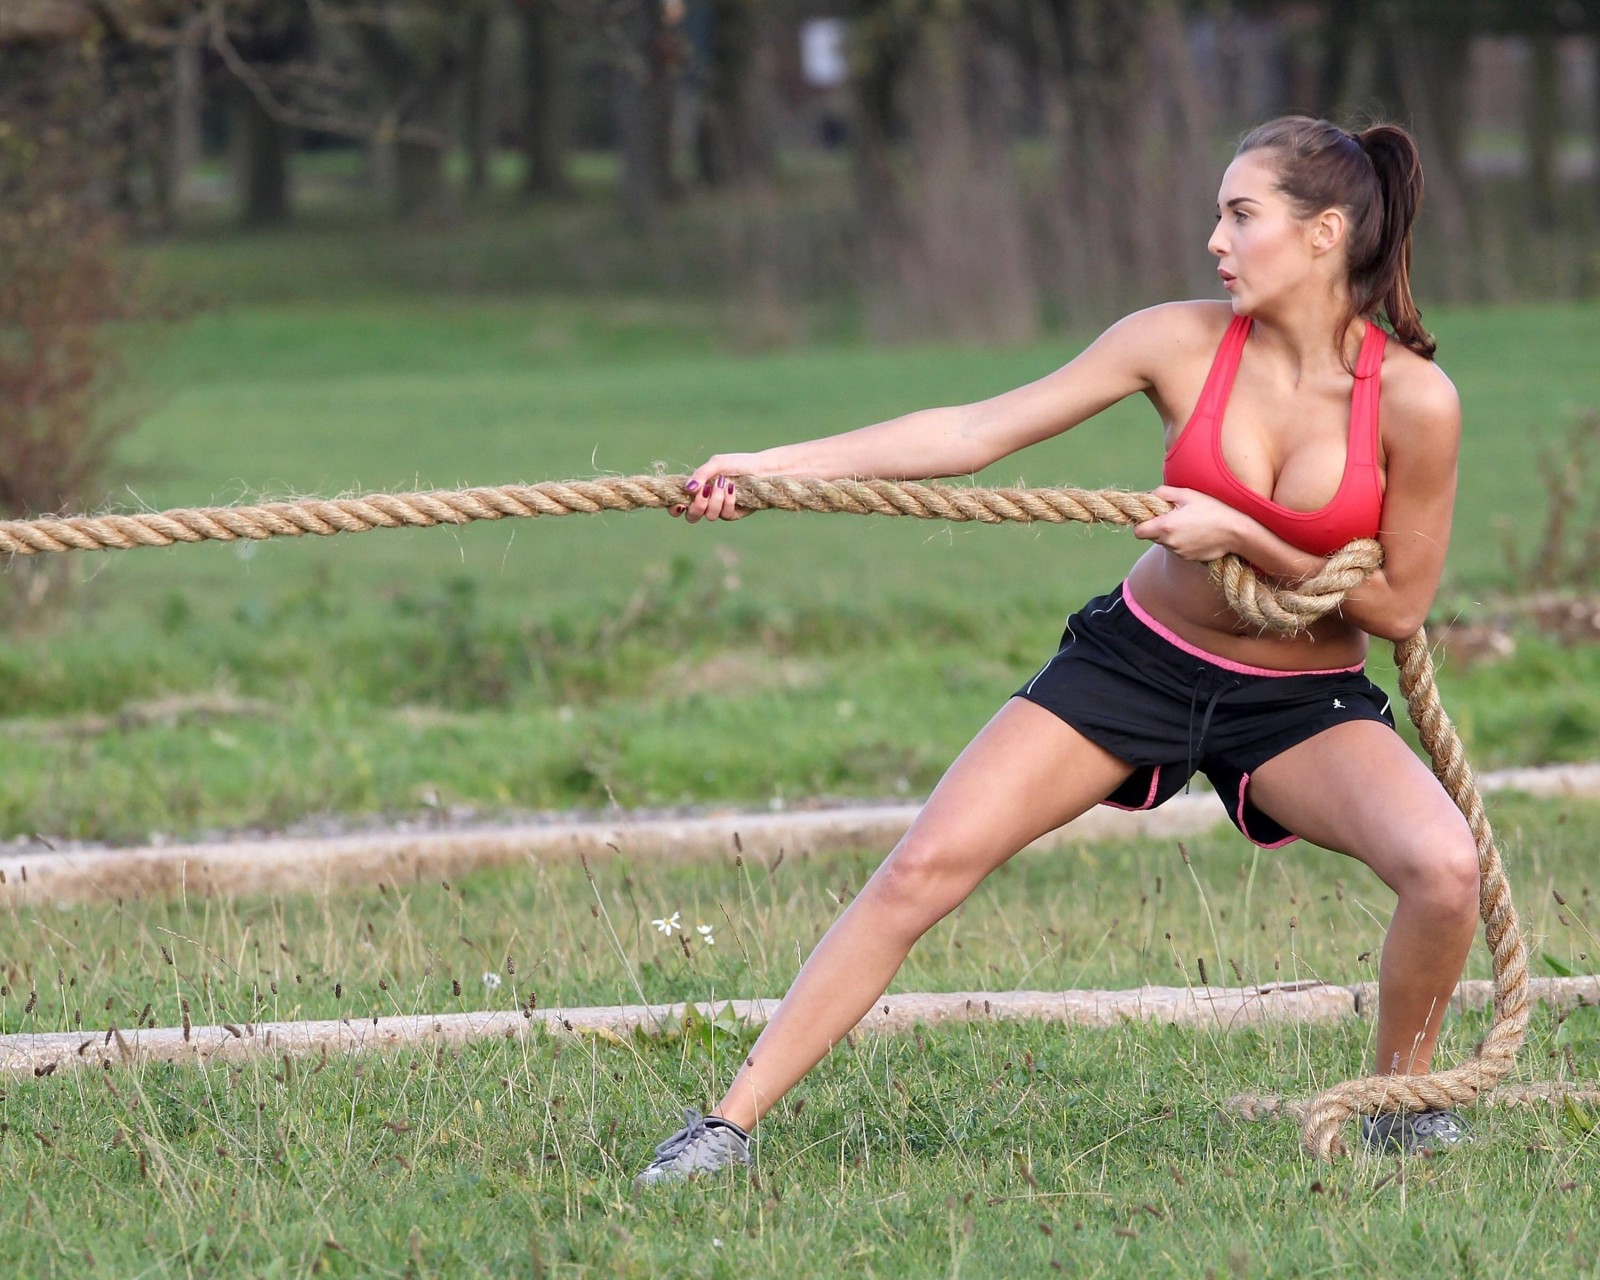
[1217,377,1352,512]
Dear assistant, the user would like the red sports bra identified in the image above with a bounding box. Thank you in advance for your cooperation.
[1163,315,1386,558]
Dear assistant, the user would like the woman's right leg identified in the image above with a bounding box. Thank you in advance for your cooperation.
[711,697,1136,1131]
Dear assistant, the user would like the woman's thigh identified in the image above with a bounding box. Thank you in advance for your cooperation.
[882,697,1137,896]
[1244,720,1471,885]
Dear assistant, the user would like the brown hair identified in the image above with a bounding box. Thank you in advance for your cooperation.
[1237,116,1436,362]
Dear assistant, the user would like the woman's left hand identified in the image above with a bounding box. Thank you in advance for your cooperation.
[1132,486,1245,562]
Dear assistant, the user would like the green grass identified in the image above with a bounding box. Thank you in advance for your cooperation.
[4,291,1598,840]
[4,793,1595,1042]
[3,1014,1599,1277]
[3,795,1599,1276]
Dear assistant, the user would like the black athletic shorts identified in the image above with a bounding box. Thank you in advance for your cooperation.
[1013,581,1396,847]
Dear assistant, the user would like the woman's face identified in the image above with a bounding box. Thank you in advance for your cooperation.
[1207,151,1331,316]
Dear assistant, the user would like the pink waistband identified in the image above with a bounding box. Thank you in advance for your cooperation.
[1120,582,1364,678]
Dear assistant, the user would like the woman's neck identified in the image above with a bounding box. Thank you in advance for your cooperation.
[1244,291,1365,382]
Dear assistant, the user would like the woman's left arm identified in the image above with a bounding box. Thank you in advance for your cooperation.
[1137,366,1462,642]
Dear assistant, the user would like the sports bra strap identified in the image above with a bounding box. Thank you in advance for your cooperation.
[1194,314,1252,421]
[1349,321,1387,469]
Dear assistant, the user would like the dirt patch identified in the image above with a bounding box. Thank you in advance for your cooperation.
[7,976,1599,1079]
[0,692,281,740]
[648,648,825,698]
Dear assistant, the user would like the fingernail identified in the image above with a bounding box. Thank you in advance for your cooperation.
[685,480,699,493]
[670,505,685,517]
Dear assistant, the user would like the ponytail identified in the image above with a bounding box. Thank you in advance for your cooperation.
[1353,125,1435,360]
[1238,116,1437,362]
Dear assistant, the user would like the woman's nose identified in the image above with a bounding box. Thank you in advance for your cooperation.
[1207,224,1227,257]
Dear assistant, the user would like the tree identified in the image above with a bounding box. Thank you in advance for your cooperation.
[0,32,172,621]
[614,0,679,226]
[337,1,489,220]
[695,0,772,187]
[207,0,315,227]
[513,0,574,198]
[849,0,1039,342]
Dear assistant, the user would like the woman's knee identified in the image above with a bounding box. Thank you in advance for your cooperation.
[867,833,975,929]
[1389,818,1480,916]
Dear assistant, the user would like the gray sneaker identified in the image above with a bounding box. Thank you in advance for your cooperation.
[634,1107,753,1186]
[1361,1109,1473,1155]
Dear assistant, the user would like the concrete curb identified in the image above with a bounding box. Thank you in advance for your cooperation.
[5,761,1599,908]
[7,976,1598,1079]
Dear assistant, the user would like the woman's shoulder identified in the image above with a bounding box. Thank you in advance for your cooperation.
[1097,301,1234,381]
[1378,336,1461,448]
[1114,299,1234,346]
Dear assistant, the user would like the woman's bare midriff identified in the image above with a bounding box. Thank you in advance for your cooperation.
[1124,544,1370,670]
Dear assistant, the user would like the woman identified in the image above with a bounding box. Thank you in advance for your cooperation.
[635,117,1477,1183]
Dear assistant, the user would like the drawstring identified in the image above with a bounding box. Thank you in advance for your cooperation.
[1185,675,1241,791]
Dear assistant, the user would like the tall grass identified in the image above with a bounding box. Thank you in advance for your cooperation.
[5,793,1597,1040]
[3,796,1599,1276]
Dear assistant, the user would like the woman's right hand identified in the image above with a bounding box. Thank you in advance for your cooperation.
[672,453,768,523]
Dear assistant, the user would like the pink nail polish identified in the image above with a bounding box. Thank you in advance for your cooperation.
[685,480,699,493]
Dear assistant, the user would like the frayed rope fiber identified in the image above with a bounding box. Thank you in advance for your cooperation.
[2,474,1589,1156]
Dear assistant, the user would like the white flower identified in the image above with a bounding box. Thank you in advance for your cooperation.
[713,1238,724,1248]
[696,924,716,946]
[481,972,502,990]
[652,911,681,936]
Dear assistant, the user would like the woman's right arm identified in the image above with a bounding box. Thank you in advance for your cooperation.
[678,304,1194,523]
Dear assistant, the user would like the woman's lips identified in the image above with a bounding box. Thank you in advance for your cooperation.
[1219,270,1237,290]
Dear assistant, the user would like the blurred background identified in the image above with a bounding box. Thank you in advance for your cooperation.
[4,0,1599,340]
[1,1,1598,842]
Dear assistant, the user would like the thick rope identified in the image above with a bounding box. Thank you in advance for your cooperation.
[0,474,1582,1155]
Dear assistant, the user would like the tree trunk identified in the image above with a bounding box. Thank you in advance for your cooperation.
[462,7,493,197]
[164,15,204,221]
[519,0,574,198]
[231,80,292,227]
[615,0,674,226]
[1315,0,1368,115]
[849,1,915,338]
[696,0,770,187]
[1379,14,1483,300]
[850,3,1037,344]
[1040,0,1155,312]
[395,136,449,220]
[1526,30,1561,230]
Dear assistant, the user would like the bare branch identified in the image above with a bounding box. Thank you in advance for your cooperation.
[202,0,448,149]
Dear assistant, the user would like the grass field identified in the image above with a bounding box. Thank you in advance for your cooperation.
[3,794,1599,1276]
[4,1014,1599,1277]
[1,281,1598,842]
[4,792,1598,1038]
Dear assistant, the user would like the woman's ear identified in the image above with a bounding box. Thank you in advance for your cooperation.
[1310,206,1347,257]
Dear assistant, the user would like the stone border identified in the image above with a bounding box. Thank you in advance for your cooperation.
[7,976,1598,1079]
[5,761,1599,908]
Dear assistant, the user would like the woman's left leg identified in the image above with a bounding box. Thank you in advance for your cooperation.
[1244,720,1480,1076]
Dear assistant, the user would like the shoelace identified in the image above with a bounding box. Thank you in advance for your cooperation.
[1410,1111,1467,1139]
[652,1107,710,1159]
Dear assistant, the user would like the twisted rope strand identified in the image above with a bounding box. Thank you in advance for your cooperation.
[2,473,1583,1155]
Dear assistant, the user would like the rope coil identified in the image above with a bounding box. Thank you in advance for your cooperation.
[0,474,1581,1156]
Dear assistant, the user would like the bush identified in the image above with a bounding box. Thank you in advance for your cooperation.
[0,39,169,623]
